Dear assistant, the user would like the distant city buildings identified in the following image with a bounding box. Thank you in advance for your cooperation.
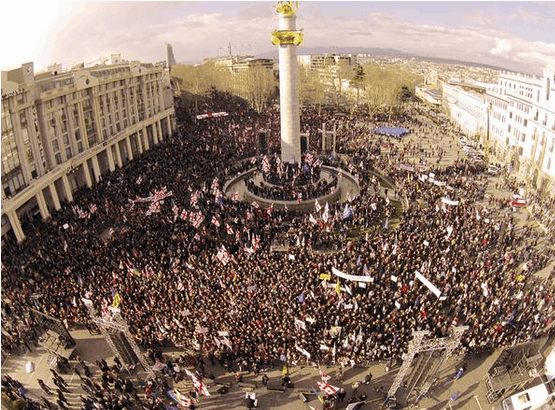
[211,55,275,74]
[297,53,357,73]
[1,54,176,242]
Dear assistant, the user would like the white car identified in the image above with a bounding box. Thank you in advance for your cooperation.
[499,381,554,410]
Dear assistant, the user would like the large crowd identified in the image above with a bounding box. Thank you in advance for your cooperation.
[2,90,555,409]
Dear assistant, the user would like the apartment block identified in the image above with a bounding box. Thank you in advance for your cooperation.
[1,57,176,242]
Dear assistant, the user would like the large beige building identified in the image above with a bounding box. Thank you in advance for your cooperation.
[1,57,176,243]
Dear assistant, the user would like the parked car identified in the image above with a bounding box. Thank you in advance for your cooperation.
[497,380,554,410]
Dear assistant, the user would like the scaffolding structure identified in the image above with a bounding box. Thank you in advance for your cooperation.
[85,301,154,379]
[485,349,543,403]
[387,326,468,406]
[30,308,76,348]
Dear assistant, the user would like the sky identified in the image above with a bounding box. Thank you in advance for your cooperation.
[2,1,555,76]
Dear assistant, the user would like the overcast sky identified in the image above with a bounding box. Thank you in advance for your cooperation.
[2,1,554,76]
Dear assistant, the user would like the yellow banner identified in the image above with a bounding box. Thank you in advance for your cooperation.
[319,273,331,280]
[112,292,121,308]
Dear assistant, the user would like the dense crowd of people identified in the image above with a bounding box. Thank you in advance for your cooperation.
[2,90,555,409]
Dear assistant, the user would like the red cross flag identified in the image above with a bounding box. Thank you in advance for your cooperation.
[317,381,339,396]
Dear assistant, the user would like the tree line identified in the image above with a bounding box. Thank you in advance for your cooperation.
[171,60,421,116]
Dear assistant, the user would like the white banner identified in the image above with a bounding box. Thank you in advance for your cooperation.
[415,271,441,298]
[332,267,374,283]
[295,345,311,358]
[441,197,459,206]
[295,318,307,330]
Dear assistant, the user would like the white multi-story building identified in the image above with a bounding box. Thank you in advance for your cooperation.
[297,53,357,72]
[441,82,486,138]
[486,68,555,191]
[435,67,554,192]
[1,57,176,243]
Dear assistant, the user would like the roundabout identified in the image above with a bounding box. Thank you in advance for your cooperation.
[224,154,362,211]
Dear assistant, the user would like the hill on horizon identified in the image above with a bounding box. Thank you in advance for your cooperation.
[254,46,509,72]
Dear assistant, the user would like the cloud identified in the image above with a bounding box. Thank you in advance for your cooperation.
[490,38,514,56]
[510,9,546,22]
[488,37,555,73]
[464,10,498,27]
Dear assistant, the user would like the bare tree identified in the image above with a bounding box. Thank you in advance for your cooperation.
[360,64,419,119]
[243,65,277,113]
[299,65,326,113]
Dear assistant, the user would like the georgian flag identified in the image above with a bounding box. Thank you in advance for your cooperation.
[309,213,318,225]
[185,369,211,397]
[315,200,322,213]
[193,212,204,228]
[217,245,230,265]
[148,201,160,214]
[319,370,331,382]
[88,203,98,213]
[252,234,260,251]
[348,164,355,173]
[190,191,199,207]
[152,186,172,202]
[277,160,284,178]
[226,224,234,235]
[317,381,339,395]
[252,201,259,209]
[262,155,271,173]
[211,216,221,227]
[169,388,193,407]
[180,209,188,221]
[322,202,330,224]
[211,178,220,196]
[194,378,210,396]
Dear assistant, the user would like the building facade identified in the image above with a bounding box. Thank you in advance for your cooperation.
[442,82,486,138]
[429,67,554,192]
[297,53,357,73]
[486,68,555,191]
[1,58,176,243]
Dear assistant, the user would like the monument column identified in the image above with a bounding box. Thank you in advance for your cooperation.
[272,2,303,164]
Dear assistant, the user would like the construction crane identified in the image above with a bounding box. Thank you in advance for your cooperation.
[218,42,256,58]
